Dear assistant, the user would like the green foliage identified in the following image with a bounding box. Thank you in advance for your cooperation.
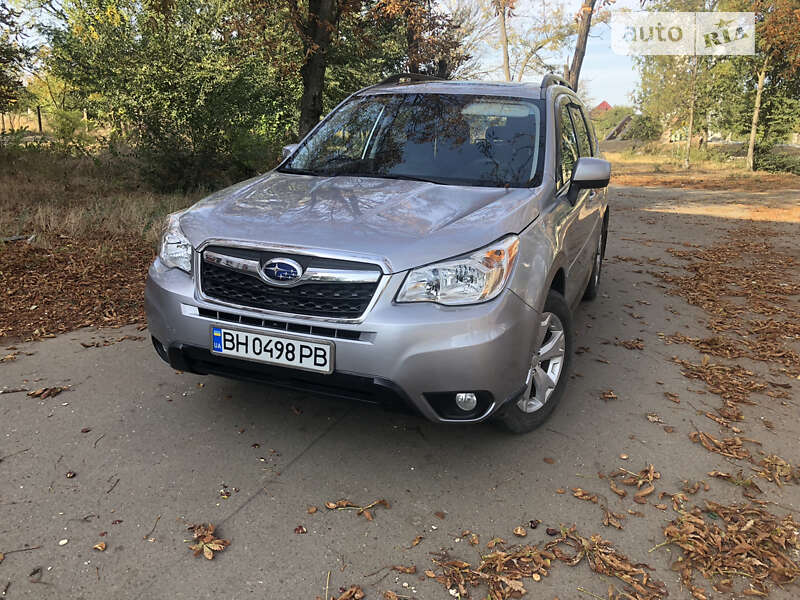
[0,2,28,113]
[591,106,634,140]
[621,114,661,141]
[39,0,432,189]
[754,146,800,176]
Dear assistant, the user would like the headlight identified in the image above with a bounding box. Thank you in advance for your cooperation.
[396,236,519,305]
[158,212,193,273]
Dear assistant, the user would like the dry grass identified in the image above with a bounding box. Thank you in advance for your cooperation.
[0,149,200,246]
[606,151,800,192]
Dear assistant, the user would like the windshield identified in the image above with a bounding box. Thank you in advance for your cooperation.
[281,93,545,188]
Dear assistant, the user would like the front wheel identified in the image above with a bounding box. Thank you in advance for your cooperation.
[494,290,573,434]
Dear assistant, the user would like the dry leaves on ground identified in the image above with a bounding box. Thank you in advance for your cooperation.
[661,501,800,598]
[0,236,152,340]
[324,498,390,521]
[617,338,645,350]
[708,470,763,497]
[689,430,759,461]
[753,455,800,487]
[546,526,667,600]
[26,386,69,399]
[657,229,800,382]
[187,523,230,560]
[607,464,661,505]
[429,543,555,599]
[329,586,364,600]
[391,565,416,574]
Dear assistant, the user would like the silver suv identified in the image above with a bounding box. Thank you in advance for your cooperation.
[145,74,610,433]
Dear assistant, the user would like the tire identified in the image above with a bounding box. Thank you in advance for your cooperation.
[583,216,607,301]
[494,290,573,434]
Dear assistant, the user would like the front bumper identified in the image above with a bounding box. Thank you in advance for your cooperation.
[145,258,538,423]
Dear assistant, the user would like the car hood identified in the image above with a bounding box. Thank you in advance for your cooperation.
[179,171,541,273]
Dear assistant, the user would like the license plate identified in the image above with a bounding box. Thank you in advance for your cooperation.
[210,326,333,374]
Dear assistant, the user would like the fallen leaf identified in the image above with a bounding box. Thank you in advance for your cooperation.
[307,506,318,514]
[335,585,365,600]
[633,483,655,504]
[434,511,446,519]
[513,526,527,537]
[65,471,76,479]
[600,390,618,401]
[80,427,92,433]
[391,565,416,574]
[410,535,424,547]
[294,525,307,534]
[543,457,555,464]
[92,542,106,551]
[186,523,230,560]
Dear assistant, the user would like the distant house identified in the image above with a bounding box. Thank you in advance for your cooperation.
[593,101,613,115]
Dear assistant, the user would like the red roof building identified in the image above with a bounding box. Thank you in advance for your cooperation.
[593,101,612,114]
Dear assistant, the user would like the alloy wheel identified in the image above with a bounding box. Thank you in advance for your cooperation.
[517,312,566,413]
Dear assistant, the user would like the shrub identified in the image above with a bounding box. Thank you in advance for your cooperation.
[754,146,800,175]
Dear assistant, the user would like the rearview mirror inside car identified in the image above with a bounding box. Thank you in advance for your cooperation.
[571,157,611,190]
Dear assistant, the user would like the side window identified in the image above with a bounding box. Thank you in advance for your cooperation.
[568,105,592,157]
[558,103,578,188]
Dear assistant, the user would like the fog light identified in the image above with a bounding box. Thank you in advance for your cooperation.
[455,392,478,412]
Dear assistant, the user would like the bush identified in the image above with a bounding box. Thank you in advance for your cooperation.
[754,146,800,175]
[621,114,661,141]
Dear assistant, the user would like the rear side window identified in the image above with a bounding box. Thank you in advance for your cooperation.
[558,104,578,188]
[568,105,592,157]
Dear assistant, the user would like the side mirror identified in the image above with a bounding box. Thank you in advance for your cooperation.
[571,157,611,190]
[282,143,299,160]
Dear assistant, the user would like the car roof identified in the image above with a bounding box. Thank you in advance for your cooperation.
[357,79,551,100]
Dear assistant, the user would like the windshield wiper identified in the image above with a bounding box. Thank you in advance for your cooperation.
[278,167,322,176]
[378,173,445,185]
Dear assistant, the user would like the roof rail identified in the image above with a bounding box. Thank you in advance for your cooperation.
[540,73,572,91]
[377,73,443,86]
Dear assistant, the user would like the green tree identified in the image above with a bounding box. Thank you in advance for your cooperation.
[47,0,293,187]
[0,1,28,114]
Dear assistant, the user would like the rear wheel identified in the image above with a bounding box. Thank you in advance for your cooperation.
[495,290,573,434]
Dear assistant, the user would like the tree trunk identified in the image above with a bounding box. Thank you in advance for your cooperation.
[498,5,511,82]
[746,54,769,171]
[297,0,338,138]
[565,0,596,90]
[406,7,420,73]
[684,56,697,170]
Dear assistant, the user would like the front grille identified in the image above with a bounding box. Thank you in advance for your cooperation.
[200,250,381,319]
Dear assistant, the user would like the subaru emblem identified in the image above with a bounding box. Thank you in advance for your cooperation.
[261,258,303,286]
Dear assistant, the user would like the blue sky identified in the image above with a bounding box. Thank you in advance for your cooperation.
[581,22,638,108]
[466,0,643,109]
